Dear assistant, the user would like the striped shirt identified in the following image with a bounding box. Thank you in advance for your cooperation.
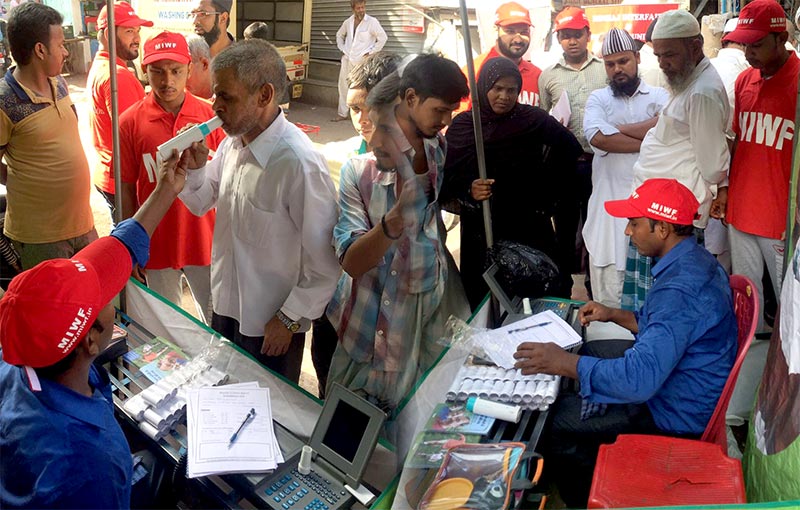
[326,135,448,372]
[538,55,607,153]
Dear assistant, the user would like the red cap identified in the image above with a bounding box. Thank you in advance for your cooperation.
[555,7,590,31]
[604,178,700,225]
[0,237,133,368]
[142,31,192,66]
[97,1,154,30]
[723,0,787,44]
[495,2,532,27]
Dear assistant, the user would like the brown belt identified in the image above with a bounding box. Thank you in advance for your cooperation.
[577,153,594,162]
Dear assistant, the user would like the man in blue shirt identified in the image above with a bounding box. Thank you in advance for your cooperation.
[0,149,190,508]
[514,178,737,507]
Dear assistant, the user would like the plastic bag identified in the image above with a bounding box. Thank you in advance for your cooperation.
[437,315,494,359]
[417,442,526,510]
[487,241,560,301]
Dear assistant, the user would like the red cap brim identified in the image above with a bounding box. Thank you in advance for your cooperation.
[118,18,154,28]
[74,237,134,307]
[604,198,644,219]
[142,52,192,65]
[723,28,768,44]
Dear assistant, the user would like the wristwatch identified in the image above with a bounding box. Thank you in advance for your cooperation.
[276,310,301,333]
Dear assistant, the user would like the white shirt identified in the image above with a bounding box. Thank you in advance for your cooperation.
[638,44,669,89]
[179,113,340,337]
[583,81,670,270]
[336,13,387,64]
[710,47,750,119]
[632,57,730,228]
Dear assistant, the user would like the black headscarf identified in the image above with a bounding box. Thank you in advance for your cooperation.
[447,57,550,148]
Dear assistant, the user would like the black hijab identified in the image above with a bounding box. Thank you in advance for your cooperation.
[447,57,549,149]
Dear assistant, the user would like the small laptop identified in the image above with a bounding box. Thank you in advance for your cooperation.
[257,383,385,510]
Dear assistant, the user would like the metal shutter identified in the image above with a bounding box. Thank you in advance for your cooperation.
[310,0,426,61]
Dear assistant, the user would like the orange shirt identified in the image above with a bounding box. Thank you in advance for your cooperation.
[728,53,800,239]
[119,92,224,269]
[87,51,145,194]
[458,47,542,112]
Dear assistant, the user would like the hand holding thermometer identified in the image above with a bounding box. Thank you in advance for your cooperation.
[228,407,256,448]
[157,116,223,160]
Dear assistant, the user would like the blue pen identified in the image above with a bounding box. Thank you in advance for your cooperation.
[228,408,256,448]
[508,321,551,334]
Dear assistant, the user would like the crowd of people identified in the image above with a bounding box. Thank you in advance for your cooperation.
[0,0,796,507]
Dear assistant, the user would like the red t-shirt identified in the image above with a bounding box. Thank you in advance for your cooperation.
[458,47,542,112]
[728,52,800,239]
[87,51,146,194]
[119,93,224,269]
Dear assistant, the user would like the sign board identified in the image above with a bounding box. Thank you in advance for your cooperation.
[584,3,679,46]
[402,7,425,34]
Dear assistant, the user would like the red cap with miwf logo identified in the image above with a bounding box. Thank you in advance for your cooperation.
[604,178,700,225]
[142,31,192,66]
[0,237,132,368]
[723,0,788,44]
[97,1,153,30]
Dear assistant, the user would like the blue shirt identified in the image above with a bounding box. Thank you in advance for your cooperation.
[0,219,150,508]
[577,238,737,434]
[0,363,133,508]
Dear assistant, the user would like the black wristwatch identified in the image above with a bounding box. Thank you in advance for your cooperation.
[276,310,301,333]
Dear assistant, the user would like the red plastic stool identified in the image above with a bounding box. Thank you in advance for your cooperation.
[587,434,746,508]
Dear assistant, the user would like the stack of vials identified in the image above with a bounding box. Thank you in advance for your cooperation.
[446,365,560,411]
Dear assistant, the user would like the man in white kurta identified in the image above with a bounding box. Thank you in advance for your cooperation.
[632,10,730,228]
[621,10,730,312]
[582,28,669,307]
[334,0,387,120]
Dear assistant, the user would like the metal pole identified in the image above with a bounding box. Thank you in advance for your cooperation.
[107,2,127,312]
[457,0,493,248]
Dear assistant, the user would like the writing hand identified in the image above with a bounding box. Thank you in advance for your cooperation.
[513,342,578,378]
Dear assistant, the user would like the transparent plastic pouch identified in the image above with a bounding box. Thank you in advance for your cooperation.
[417,442,526,510]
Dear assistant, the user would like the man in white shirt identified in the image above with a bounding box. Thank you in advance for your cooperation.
[706,18,748,272]
[333,0,387,121]
[622,9,730,311]
[179,40,340,383]
[582,28,669,308]
[712,18,749,117]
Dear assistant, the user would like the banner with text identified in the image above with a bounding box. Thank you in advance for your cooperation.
[585,3,679,51]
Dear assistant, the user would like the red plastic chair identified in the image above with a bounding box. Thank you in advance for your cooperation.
[701,274,759,449]
[586,274,758,508]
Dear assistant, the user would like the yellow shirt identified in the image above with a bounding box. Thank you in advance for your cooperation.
[0,72,93,243]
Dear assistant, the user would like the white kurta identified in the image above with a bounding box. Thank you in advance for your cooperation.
[583,81,670,270]
[632,58,731,228]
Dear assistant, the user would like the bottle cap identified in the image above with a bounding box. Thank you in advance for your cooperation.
[466,396,477,412]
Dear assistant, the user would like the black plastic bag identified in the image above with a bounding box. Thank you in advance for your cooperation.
[487,240,560,300]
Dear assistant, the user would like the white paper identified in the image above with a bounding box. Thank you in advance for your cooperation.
[550,89,571,127]
[186,384,281,478]
[479,310,582,369]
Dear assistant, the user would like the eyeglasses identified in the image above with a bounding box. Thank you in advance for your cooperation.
[190,10,221,19]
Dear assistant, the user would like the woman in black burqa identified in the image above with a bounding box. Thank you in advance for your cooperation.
[441,57,582,310]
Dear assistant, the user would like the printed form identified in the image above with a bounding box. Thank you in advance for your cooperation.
[187,383,282,478]
[480,310,582,369]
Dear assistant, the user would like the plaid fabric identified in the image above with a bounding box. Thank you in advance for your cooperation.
[621,238,652,312]
[326,134,448,373]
